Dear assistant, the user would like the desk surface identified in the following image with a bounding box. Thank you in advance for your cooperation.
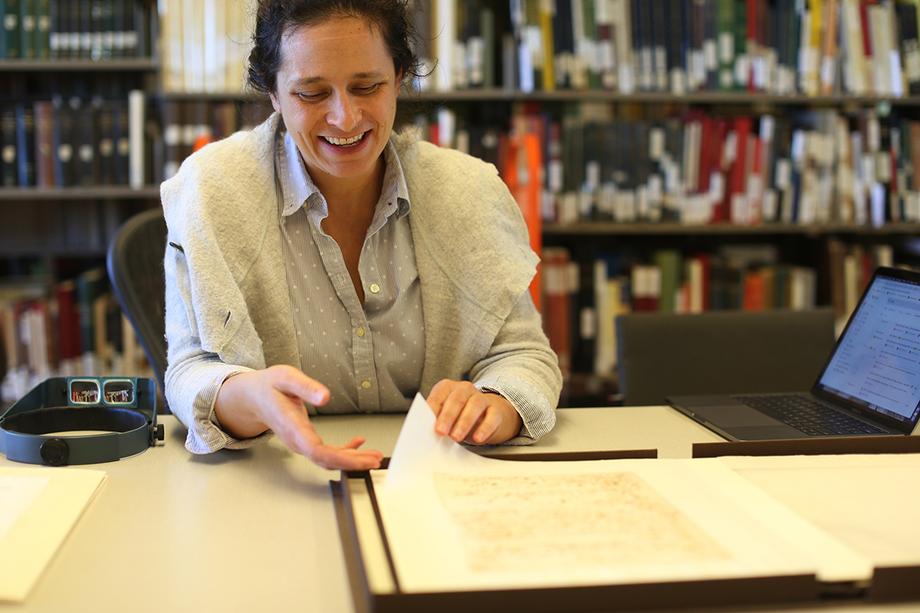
[0,406,916,613]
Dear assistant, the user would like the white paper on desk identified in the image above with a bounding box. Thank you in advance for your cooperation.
[720,453,920,567]
[373,395,872,593]
[0,467,106,603]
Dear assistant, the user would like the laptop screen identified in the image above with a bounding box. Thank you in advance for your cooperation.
[816,270,920,429]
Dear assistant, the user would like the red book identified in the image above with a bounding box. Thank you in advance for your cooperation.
[708,119,730,223]
[859,1,873,57]
[695,113,713,192]
[742,269,766,311]
[541,248,572,377]
[55,279,81,362]
[725,117,752,223]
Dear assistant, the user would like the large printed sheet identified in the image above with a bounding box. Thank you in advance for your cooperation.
[373,395,871,593]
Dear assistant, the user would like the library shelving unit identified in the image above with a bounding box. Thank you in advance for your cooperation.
[6,0,920,407]
[0,0,162,402]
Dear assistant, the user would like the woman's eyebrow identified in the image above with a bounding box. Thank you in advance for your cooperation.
[290,71,386,86]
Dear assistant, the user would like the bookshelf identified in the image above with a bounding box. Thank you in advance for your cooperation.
[543,222,920,235]
[0,59,159,72]
[394,0,920,394]
[0,0,160,403]
[3,0,920,408]
[0,186,160,200]
[408,89,920,106]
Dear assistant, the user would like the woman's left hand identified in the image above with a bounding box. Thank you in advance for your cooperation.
[426,380,523,445]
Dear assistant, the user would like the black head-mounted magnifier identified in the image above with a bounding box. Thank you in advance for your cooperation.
[0,377,164,466]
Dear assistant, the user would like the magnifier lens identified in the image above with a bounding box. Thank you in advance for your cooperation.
[103,380,134,405]
[70,380,100,404]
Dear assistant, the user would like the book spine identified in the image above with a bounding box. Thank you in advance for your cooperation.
[33,0,47,58]
[75,97,97,186]
[0,106,15,186]
[18,0,32,58]
[32,100,53,188]
[14,104,34,187]
[4,0,19,59]
[128,89,144,188]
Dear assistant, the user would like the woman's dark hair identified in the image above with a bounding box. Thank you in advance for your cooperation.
[248,0,423,95]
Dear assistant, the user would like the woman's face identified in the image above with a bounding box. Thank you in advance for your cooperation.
[270,16,400,190]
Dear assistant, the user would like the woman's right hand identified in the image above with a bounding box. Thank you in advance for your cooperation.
[214,365,383,470]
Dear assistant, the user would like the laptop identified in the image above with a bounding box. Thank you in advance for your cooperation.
[668,266,920,441]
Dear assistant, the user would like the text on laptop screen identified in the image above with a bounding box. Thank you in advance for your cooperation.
[817,274,920,425]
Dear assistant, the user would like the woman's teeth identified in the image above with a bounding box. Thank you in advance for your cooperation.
[323,132,366,146]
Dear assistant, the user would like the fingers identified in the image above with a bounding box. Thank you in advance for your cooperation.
[308,445,383,471]
[426,379,454,416]
[268,365,330,406]
[429,381,514,444]
[280,412,382,470]
[432,380,477,437]
[448,393,490,442]
[468,407,503,444]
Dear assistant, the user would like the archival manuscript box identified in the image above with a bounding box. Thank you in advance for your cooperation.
[330,450,919,613]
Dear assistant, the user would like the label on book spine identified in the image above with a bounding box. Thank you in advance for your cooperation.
[718,32,733,63]
[890,50,905,97]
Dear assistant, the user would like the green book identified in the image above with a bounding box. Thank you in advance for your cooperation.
[716,0,734,90]
[582,0,601,89]
[18,0,32,59]
[654,249,682,313]
[33,0,47,58]
[3,0,20,59]
[76,267,105,357]
[733,0,747,90]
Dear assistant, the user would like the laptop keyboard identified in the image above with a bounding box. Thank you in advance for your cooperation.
[734,394,888,436]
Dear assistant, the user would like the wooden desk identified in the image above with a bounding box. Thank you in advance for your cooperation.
[0,407,916,613]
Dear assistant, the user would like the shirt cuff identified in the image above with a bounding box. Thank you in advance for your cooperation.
[184,366,272,453]
[474,376,556,446]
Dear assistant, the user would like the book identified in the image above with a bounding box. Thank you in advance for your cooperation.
[33,0,47,58]
[3,0,20,59]
[127,89,144,188]
[0,107,16,187]
[32,100,54,188]
[14,104,35,188]
[75,97,97,186]
[18,0,36,60]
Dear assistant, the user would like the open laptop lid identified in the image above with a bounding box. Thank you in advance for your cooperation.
[812,266,920,434]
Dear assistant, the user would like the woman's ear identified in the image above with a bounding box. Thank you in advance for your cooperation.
[269,91,281,113]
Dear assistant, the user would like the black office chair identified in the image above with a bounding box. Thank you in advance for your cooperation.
[106,207,168,410]
[615,309,837,406]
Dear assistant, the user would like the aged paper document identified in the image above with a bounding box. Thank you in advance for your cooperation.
[374,395,871,593]
[0,467,106,603]
[434,471,729,573]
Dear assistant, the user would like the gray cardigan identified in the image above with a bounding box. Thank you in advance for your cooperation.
[161,114,562,453]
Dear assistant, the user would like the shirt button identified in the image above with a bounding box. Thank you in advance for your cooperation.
[356,327,366,337]
[369,283,380,294]
[361,380,372,390]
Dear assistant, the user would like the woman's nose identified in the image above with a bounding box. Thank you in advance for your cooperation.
[326,92,360,132]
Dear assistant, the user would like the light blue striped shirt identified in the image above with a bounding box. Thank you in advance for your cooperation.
[275,131,425,413]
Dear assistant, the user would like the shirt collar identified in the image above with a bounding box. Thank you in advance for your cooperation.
[279,131,411,221]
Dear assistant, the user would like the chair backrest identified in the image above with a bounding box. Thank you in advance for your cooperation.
[615,309,837,406]
[106,208,168,406]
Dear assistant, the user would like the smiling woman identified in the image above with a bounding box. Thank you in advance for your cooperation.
[159,0,563,471]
